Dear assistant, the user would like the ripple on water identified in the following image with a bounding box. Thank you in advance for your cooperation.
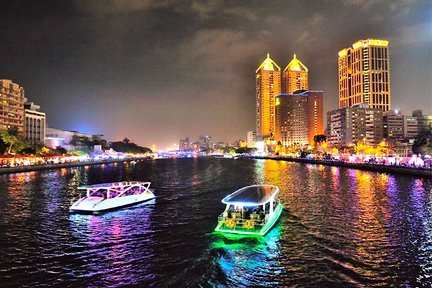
[0,159,431,287]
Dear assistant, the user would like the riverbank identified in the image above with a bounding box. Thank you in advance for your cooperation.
[1,156,431,178]
[0,157,146,175]
[253,156,432,178]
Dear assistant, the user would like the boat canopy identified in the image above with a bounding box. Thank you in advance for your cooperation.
[78,181,149,190]
[221,185,279,206]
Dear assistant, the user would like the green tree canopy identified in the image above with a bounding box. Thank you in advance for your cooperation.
[314,134,327,145]
[0,127,28,155]
[110,140,152,154]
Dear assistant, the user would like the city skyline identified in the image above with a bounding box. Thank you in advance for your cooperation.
[0,0,430,147]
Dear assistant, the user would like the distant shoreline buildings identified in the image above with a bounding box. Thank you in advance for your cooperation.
[0,79,104,152]
[1,38,431,155]
[253,39,431,151]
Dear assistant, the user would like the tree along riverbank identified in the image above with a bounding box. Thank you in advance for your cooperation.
[252,156,432,178]
[0,157,147,175]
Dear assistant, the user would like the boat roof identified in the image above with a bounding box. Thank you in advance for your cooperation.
[222,185,279,206]
[78,181,150,190]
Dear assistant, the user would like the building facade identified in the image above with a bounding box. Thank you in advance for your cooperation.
[282,54,308,94]
[338,39,391,112]
[413,110,432,136]
[327,108,347,147]
[404,116,418,140]
[327,104,383,146]
[306,91,324,144]
[24,102,46,146]
[45,128,95,150]
[179,137,190,150]
[247,131,256,148]
[383,110,404,142]
[256,53,281,138]
[0,79,27,134]
[275,93,309,146]
[275,90,323,146]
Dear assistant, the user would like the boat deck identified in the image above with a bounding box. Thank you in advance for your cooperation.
[215,203,283,236]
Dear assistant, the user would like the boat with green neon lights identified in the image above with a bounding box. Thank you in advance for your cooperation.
[214,185,283,236]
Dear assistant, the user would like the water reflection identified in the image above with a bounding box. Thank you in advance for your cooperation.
[0,158,431,287]
[68,200,156,286]
[211,224,284,287]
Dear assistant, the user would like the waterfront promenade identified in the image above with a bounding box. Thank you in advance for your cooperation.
[253,156,432,178]
[0,157,146,175]
[0,155,430,178]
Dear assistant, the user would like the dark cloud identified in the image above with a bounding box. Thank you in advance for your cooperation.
[0,0,430,148]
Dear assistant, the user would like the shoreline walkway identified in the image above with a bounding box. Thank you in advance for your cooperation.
[0,156,431,178]
[252,156,432,178]
[0,157,145,175]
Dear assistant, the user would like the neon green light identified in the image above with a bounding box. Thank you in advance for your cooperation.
[214,204,283,236]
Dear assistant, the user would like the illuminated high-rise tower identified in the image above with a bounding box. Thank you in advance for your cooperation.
[275,90,323,146]
[0,79,26,134]
[338,39,391,112]
[256,53,281,138]
[283,54,308,94]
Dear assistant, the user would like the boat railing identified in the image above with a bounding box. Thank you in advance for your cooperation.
[217,213,268,232]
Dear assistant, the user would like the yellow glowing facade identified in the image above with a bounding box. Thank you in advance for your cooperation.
[0,79,26,134]
[338,39,391,112]
[275,91,324,146]
[256,53,281,138]
[283,54,308,94]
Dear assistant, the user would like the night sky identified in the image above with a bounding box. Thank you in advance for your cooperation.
[1,0,431,148]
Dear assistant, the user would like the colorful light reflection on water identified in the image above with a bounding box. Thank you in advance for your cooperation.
[0,158,431,287]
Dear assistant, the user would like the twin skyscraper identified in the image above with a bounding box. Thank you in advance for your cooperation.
[255,53,323,146]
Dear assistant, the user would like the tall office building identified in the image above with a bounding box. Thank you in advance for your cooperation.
[0,79,27,134]
[306,91,324,144]
[275,93,309,146]
[275,90,324,146]
[282,54,308,94]
[256,53,281,138]
[338,39,391,112]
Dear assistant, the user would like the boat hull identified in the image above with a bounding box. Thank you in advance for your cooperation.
[215,203,283,236]
[70,193,155,214]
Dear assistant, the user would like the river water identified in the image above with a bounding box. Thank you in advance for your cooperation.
[0,158,431,287]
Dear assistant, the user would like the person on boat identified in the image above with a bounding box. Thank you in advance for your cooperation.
[227,205,234,218]
[243,208,251,219]
[259,210,265,220]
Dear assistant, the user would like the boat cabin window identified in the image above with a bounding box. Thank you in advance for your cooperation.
[120,187,141,197]
[109,190,121,198]
[265,202,270,213]
[89,189,107,198]
[224,204,265,220]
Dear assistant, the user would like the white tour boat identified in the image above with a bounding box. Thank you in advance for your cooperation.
[214,184,283,236]
[70,181,155,213]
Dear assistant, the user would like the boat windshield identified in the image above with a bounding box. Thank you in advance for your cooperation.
[88,189,108,198]
[80,182,151,199]
[225,204,267,221]
[222,185,279,206]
